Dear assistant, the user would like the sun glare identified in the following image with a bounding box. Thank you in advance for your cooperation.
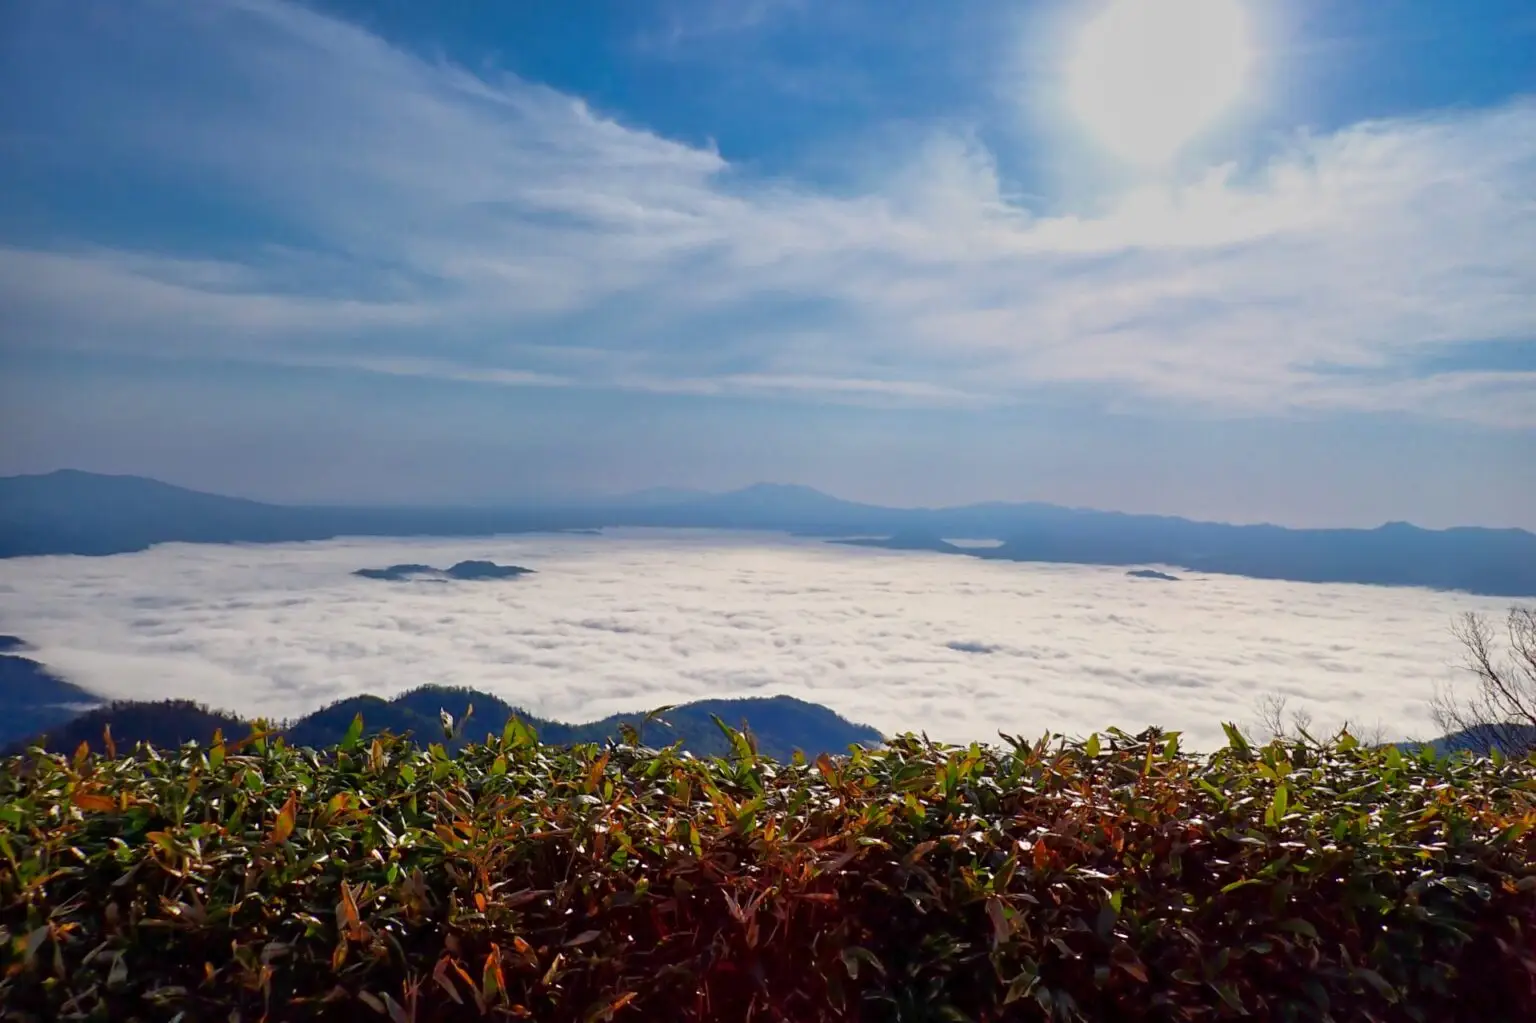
[1068,0,1252,167]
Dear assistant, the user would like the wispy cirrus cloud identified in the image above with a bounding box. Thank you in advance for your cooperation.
[633,0,809,53]
[1,0,1533,423]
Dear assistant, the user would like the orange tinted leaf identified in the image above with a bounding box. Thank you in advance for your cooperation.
[432,956,465,1004]
[589,990,639,1020]
[270,792,297,844]
[483,944,506,1003]
[337,882,365,940]
[72,790,117,813]
[585,751,610,793]
[903,839,938,866]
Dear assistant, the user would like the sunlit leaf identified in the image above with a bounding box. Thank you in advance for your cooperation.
[341,713,365,751]
[270,791,297,844]
[71,789,116,813]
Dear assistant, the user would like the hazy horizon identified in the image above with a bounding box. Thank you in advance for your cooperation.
[6,466,1535,533]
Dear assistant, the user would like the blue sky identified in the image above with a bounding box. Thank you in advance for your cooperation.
[0,0,1533,527]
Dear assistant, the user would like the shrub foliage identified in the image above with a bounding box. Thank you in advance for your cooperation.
[3,718,1535,1021]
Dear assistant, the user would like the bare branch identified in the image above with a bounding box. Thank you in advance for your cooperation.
[1433,606,1536,756]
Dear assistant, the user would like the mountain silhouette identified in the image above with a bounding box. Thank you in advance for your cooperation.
[0,649,103,743]
[8,684,883,761]
[2,470,1533,595]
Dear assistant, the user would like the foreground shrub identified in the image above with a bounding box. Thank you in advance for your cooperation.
[2,720,1535,1021]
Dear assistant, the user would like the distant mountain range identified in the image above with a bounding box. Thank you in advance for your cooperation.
[2,470,1534,595]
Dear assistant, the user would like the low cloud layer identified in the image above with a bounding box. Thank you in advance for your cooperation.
[0,532,1510,750]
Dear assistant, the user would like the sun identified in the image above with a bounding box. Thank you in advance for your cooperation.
[1067,0,1252,167]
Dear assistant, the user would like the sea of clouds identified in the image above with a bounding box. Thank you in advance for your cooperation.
[0,531,1513,750]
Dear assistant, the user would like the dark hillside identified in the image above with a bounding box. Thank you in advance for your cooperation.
[0,653,101,745]
[10,685,882,760]
[13,698,246,754]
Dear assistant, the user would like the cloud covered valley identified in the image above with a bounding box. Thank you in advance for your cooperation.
[0,531,1511,751]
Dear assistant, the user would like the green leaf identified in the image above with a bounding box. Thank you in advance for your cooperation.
[1197,778,1229,805]
[23,926,48,966]
[1211,982,1245,1012]
[1266,783,1290,827]
[106,951,129,989]
[1084,732,1101,758]
[1355,968,1400,1003]
[642,705,676,729]
[382,993,411,1023]
[840,946,884,979]
[1278,918,1319,940]
[1004,968,1039,1004]
[341,713,365,751]
[1221,723,1251,754]
[502,716,535,749]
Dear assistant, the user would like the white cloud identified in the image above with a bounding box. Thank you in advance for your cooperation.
[0,532,1510,751]
[1,0,1533,423]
